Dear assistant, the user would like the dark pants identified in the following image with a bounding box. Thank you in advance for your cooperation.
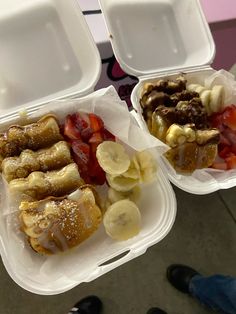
[190,275,236,314]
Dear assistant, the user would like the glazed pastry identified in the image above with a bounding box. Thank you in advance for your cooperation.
[140,77,209,135]
[169,90,200,107]
[141,90,199,110]
[9,163,84,200]
[0,115,63,164]
[150,98,209,142]
[141,91,170,110]
[175,98,208,129]
[164,142,218,173]
[151,106,176,140]
[2,141,72,182]
[164,123,220,172]
[141,76,186,98]
[19,187,102,254]
[140,76,187,126]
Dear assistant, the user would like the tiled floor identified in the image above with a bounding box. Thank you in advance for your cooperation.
[0,186,235,314]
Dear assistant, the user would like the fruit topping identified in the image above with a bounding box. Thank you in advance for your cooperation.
[187,84,225,115]
[103,200,141,241]
[96,141,130,176]
[63,113,116,185]
[209,105,236,170]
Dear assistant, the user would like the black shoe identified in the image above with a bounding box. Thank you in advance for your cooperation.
[167,264,199,294]
[147,308,167,314]
[68,296,102,314]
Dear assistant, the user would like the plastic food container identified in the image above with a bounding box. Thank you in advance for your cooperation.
[99,0,236,194]
[0,0,176,295]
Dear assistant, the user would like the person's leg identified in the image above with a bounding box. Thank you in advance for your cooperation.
[167,264,236,314]
[67,296,102,314]
[190,274,236,314]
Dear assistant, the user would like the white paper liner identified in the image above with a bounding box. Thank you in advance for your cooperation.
[0,86,169,291]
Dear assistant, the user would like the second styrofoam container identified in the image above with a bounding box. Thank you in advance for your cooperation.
[99,0,236,194]
[131,68,236,194]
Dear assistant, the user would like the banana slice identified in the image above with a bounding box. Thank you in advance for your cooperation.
[209,85,225,113]
[133,151,157,183]
[187,84,199,92]
[200,90,212,115]
[108,186,141,204]
[96,141,130,176]
[187,83,207,95]
[187,83,204,94]
[106,173,139,192]
[122,159,140,179]
[103,200,141,241]
[195,86,206,95]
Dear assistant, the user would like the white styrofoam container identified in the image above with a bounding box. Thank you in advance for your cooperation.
[99,0,236,194]
[0,0,101,113]
[0,0,177,294]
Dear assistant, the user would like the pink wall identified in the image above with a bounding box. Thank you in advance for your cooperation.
[210,22,236,70]
[200,0,236,23]
[200,0,236,71]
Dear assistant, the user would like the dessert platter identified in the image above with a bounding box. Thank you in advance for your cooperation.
[139,73,236,173]
[132,70,236,193]
[0,88,176,294]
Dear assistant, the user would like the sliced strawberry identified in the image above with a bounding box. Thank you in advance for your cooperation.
[89,131,104,144]
[88,155,106,185]
[81,127,93,142]
[73,113,89,132]
[64,115,81,140]
[90,141,101,163]
[59,123,65,135]
[71,140,90,173]
[231,145,236,155]
[90,159,104,178]
[219,134,231,146]
[209,112,223,131]
[103,128,116,141]
[71,140,90,163]
[219,146,233,159]
[222,128,236,145]
[89,142,98,154]
[222,105,236,130]
[212,162,228,170]
[226,155,236,169]
[92,168,106,185]
[89,114,104,133]
[88,140,106,185]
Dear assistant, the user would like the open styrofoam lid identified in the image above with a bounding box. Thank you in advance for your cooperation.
[0,0,101,112]
[99,0,215,78]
